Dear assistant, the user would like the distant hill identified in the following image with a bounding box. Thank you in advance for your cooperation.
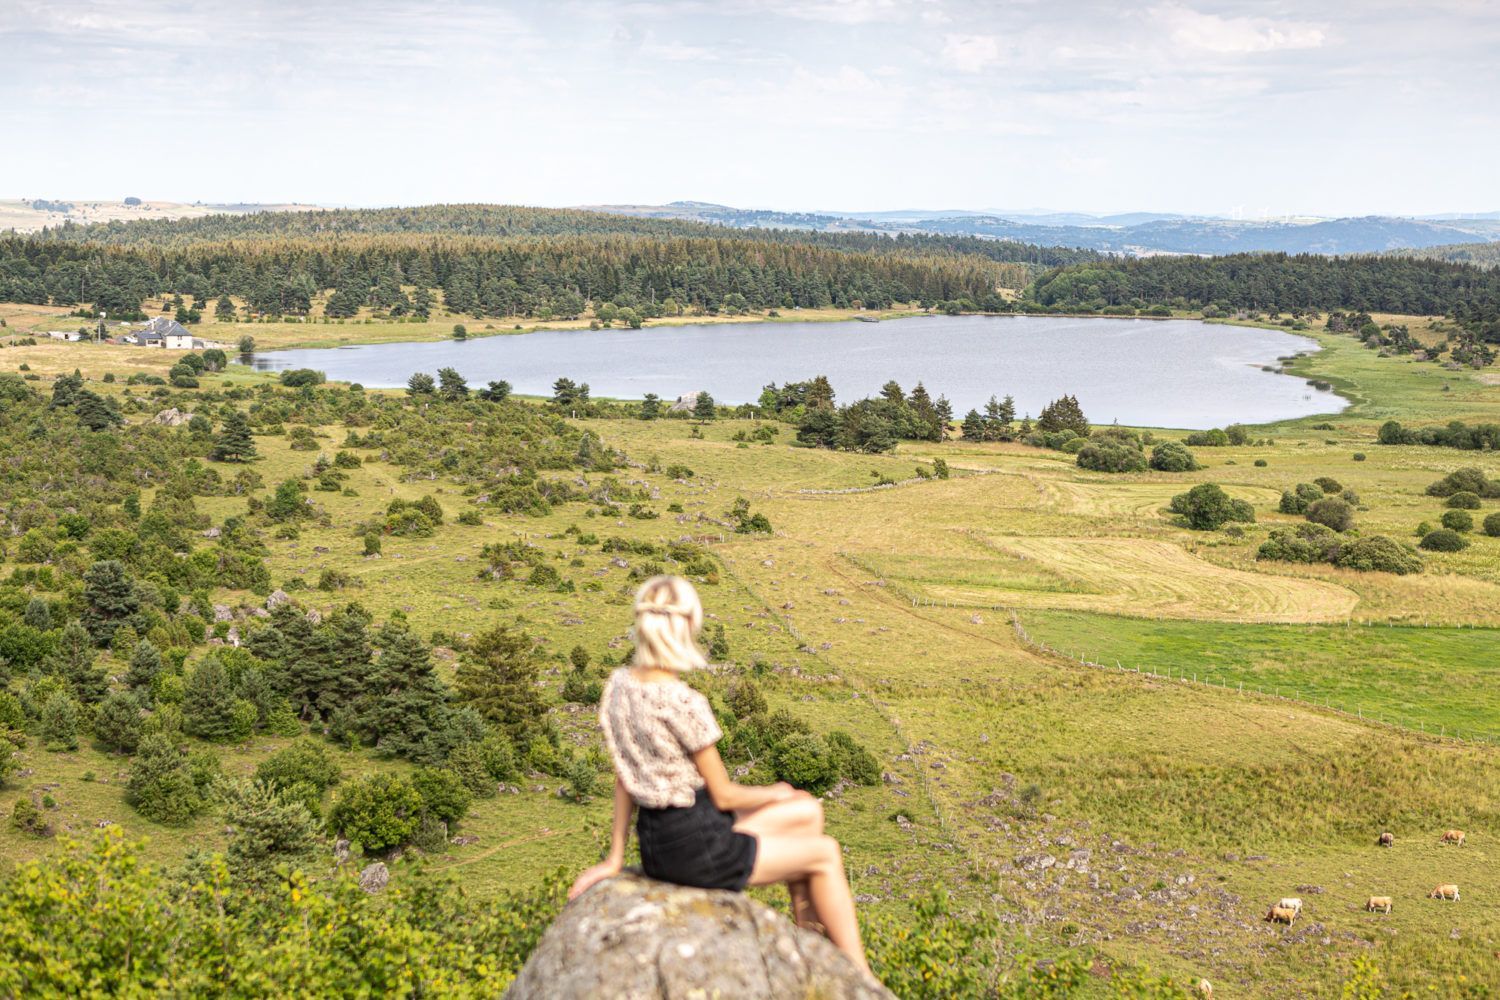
[0,198,318,234]
[585,202,1500,256]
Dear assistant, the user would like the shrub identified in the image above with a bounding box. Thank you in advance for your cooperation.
[1306,496,1355,532]
[1312,476,1343,495]
[1258,523,1341,564]
[327,772,424,853]
[1486,512,1500,537]
[1440,509,1473,533]
[1148,441,1198,472]
[1445,491,1482,510]
[11,797,51,837]
[1169,483,1255,531]
[1278,482,1324,514]
[410,767,472,826]
[826,731,880,785]
[126,734,217,824]
[1334,536,1424,575]
[771,733,838,795]
[1353,452,1367,462]
[1184,428,1230,447]
[1426,468,1497,498]
[1253,458,1268,467]
[1419,528,1469,552]
[1076,441,1146,473]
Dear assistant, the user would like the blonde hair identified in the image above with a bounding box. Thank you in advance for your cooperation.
[632,575,706,672]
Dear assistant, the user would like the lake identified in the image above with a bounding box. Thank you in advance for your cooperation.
[244,315,1342,429]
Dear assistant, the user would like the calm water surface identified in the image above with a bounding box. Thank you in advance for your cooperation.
[245,315,1342,429]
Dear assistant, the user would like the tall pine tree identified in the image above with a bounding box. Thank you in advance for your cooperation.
[212,411,257,462]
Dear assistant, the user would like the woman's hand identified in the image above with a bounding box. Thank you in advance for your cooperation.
[766,781,806,803]
[569,859,622,900]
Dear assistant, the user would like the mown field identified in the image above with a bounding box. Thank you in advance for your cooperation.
[2,309,1499,997]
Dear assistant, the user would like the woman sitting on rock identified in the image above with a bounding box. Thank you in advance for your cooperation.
[569,574,872,976]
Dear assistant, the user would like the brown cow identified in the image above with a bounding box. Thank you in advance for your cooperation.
[1366,896,1393,913]
[1378,831,1394,847]
[1429,884,1460,901]
[1441,830,1466,847]
[1265,904,1298,925]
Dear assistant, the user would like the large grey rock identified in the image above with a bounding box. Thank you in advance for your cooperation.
[152,408,189,426]
[358,862,389,894]
[506,872,891,999]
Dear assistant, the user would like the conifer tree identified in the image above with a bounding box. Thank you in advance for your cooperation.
[961,409,987,442]
[73,390,123,431]
[125,639,163,694]
[81,559,139,645]
[437,367,469,400]
[94,690,145,753]
[455,624,545,746]
[212,411,257,462]
[693,391,716,422]
[358,626,449,760]
[23,596,50,630]
[223,780,320,884]
[182,655,239,742]
[127,733,211,824]
[215,294,237,322]
[50,621,108,703]
[41,692,79,751]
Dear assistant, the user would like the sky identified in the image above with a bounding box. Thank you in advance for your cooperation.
[3,0,1498,217]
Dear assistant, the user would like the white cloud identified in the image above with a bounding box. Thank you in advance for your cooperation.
[1150,3,1327,53]
[941,33,1004,72]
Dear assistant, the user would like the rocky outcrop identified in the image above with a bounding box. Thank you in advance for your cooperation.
[152,408,190,426]
[506,872,892,999]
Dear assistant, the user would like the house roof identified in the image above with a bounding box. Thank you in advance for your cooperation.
[140,316,192,339]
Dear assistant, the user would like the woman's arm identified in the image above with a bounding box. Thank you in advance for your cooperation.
[692,743,803,812]
[568,776,635,900]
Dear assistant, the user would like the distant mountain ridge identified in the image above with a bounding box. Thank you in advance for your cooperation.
[584,202,1500,257]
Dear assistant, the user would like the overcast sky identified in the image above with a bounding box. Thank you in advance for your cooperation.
[3,0,1496,217]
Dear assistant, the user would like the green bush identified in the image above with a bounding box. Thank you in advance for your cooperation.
[1353,452,1366,461]
[1278,482,1324,514]
[1169,483,1255,531]
[771,733,838,795]
[1148,441,1198,472]
[1440,509,1473,533]
[1312,476,1343,495]
[1184,428,1230,447]
[1485,512,1500,537]
[1306,496,1355,532]
[827,731,880,785]
[1076,441,1146,473]
[0,831,567,996]
[1419,528,1469,552]
[1257,523,1341,564]
[1445,491,1482,510]
[1333,536,1424,575]
[1253,458,1268,467]
[411,768,473,826]
[327,772,424,853]
[1426,468,1497,498]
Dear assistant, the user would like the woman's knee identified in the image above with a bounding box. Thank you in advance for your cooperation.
[791,796,825,834]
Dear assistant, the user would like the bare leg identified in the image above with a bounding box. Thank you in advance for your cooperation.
[734,797,827,932]
[748,834,869,975]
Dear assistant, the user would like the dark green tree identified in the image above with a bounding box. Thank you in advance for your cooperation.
[212,411,257,462]
[693,391,716,422]
[406,372,436,396]
[126,733,213,824]
[358,626,449,760]
[81,559,139,645]
[125,639,163,694]
[223,780,320,884]
[437,367,469,400]
[455,624,545,746]
[41,692,80,751]
[182,655,240,742]
[94,690,145,753]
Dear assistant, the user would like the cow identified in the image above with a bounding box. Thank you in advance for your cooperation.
[1378,831,1394,847]
[1366,896,1393,913]
[1441,830,1466,847]
[1265,905,1298,925]
[1429,884,1460,901]
[1277,897,1303,915]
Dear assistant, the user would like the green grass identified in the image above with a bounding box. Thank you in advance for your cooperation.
[1019,609,1500,740]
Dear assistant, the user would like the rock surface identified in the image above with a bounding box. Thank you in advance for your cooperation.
[506,872,892,1000]
[358,862,389,894]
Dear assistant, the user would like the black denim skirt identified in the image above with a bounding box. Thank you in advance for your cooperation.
[637,787,758,891]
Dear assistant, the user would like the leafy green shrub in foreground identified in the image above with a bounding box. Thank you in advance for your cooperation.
[1149,441,1199,472]
[1076,441,1147,473]
[0,831,565,997]
[1333,536,1424,575]
[1169,483,1254,530]
[1486,512,1500,537]
[1445,491,1482,510]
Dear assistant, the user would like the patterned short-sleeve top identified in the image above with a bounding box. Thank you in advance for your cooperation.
[600,668,723,809]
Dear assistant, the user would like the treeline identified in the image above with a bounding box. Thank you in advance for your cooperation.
[1028,254,1500,340]
[0,231,1008,321]
[30,203,1103,269]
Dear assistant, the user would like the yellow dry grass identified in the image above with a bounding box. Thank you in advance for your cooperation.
[918,535,1359,623]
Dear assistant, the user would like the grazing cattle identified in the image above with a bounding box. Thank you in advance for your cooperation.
[1378,831,1394,847]
[1441,830,1466,847]
[1265,905,1298,925]
[1366,896,1393,913]
[1429,884,1460,901]
[1277,897,1303,915]
[1197,979,1213,998]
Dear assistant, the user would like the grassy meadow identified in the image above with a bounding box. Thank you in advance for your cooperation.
[2,308,1500,996]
